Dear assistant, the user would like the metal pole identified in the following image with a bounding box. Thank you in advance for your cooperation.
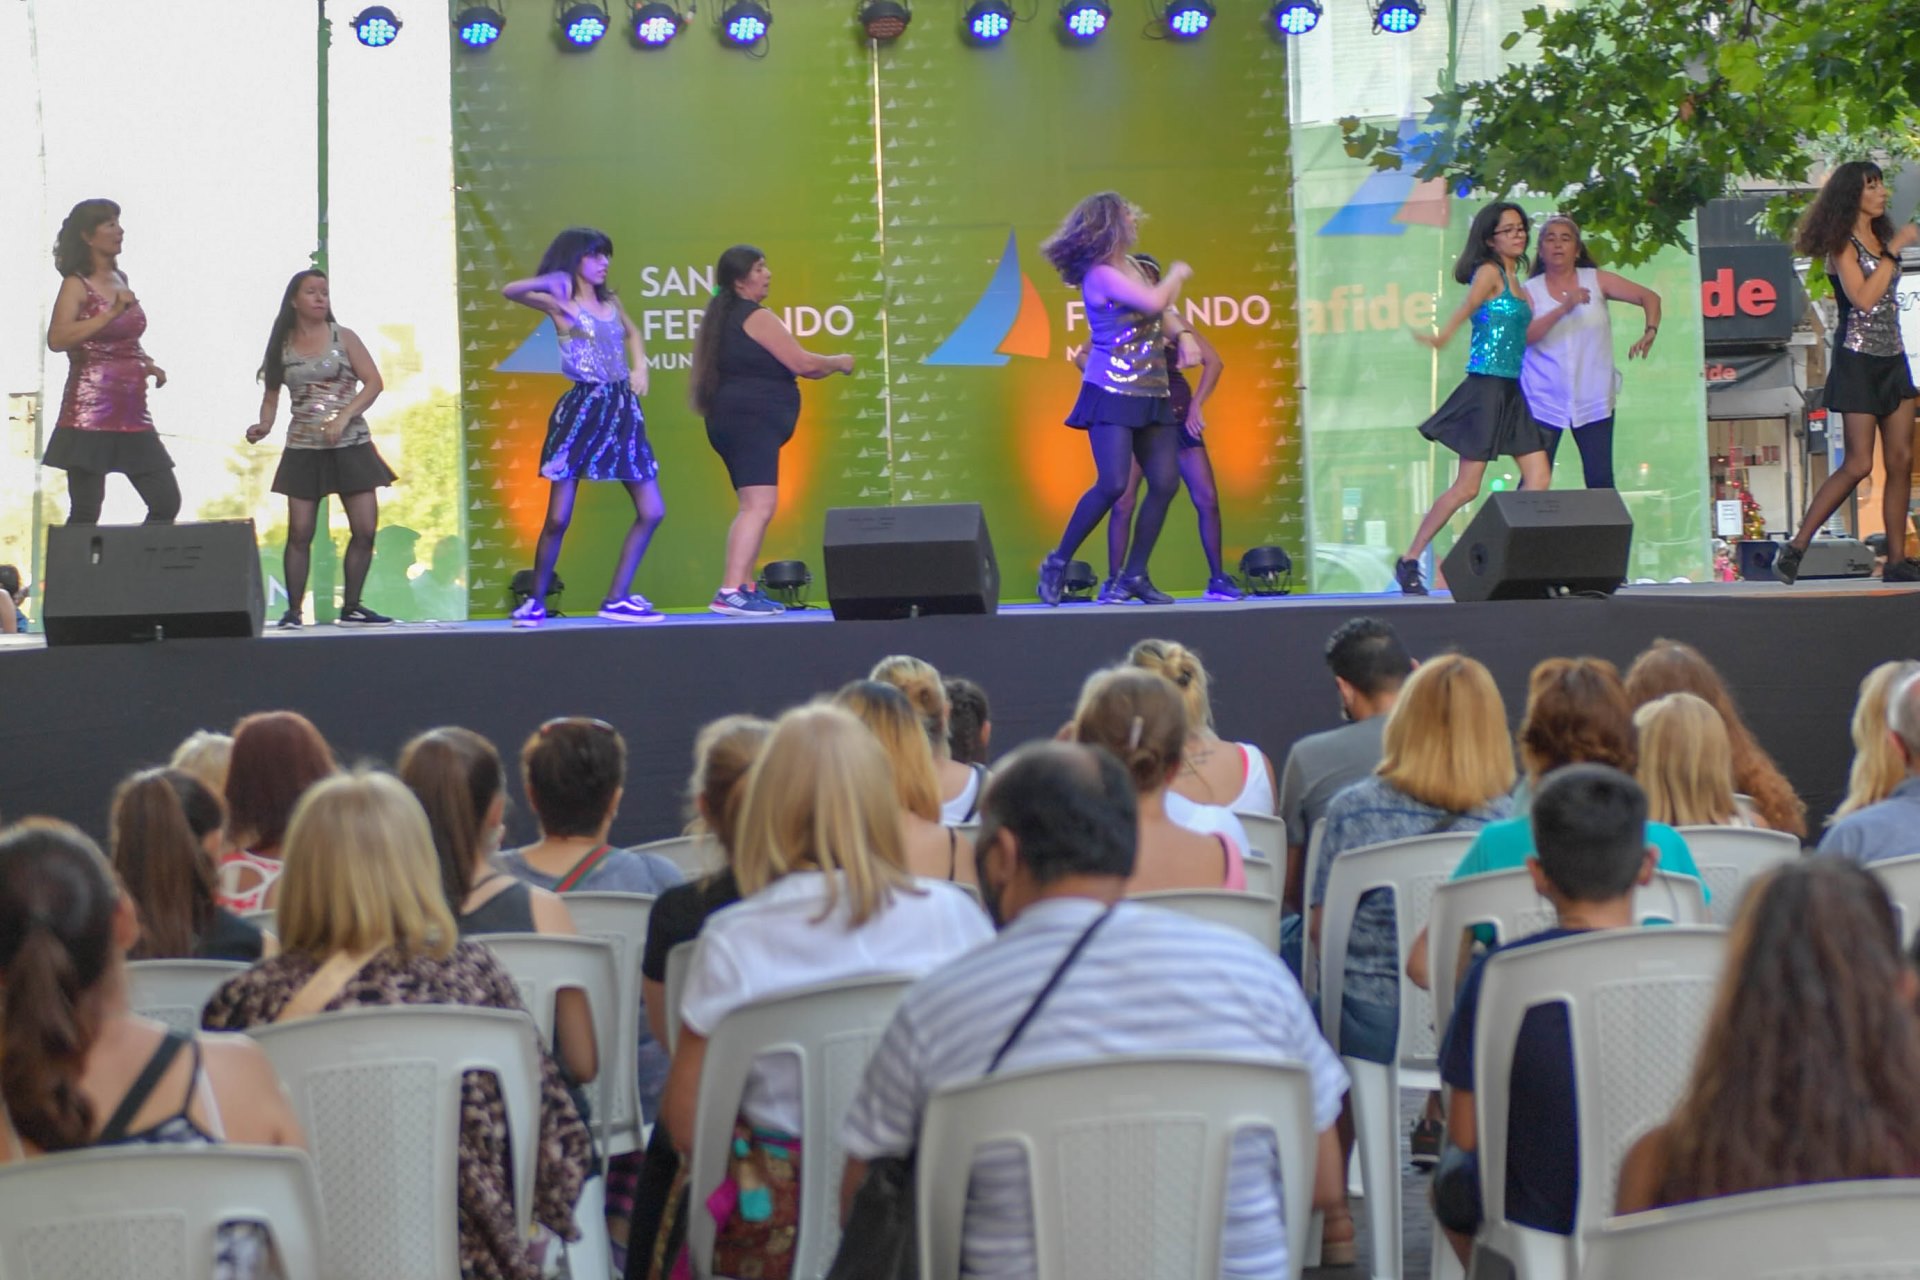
[311,0,338,618]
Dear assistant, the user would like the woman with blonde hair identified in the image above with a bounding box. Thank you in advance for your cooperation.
[655,705,990,1280]
[202,773,592,1280]
[169,730,233,797]
[1127,638,1277,815]
[835,680,975,883]
[1834,660,1920,822]
[870,653,989,823]
[1635,693,1750,828]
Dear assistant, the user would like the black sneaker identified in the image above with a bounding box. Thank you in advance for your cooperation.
[1096,576,1126,605]
[1113,572,1175,605]
[275,609,303,631]
[1037,554,1069,606]
[1773,542,1804,585]
[1205,573,1245,601]
[1885,557,1920,583]
[335,604,395,628]
[1395,557,1429,596]
[1410,1116,1444,1169]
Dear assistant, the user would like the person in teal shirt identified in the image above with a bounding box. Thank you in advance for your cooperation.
[1451,810,1704,888]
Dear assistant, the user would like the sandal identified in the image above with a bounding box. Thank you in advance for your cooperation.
[1320,1203,1358,1267]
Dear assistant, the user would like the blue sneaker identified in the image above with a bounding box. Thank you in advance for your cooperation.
[511,599,546,629]
[710,587,782,617]
[598,596,664,623]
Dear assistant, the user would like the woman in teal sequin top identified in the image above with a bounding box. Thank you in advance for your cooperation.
[1396,202,1551,595]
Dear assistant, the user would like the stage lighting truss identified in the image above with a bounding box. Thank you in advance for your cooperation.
[860,0,911,40]
[963,0,1014,43]
[1271,0,1322,35]
[1372,0,1424,33]
[455,5,506,48]
[558,1,611,46]
[631,1,682,44]
[1059,0,1110,40]
[351,5,402,46]
[720,0,772,45]
[1162,0,1213,38]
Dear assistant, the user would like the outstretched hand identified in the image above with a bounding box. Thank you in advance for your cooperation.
[1627,329,1656,360]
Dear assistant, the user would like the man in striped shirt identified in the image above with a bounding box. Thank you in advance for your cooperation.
[839,741,1349,1278]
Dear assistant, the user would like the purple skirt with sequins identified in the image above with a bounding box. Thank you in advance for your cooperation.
[541,381,658,483]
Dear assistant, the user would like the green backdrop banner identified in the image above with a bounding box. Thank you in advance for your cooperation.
[452,9,1304,614]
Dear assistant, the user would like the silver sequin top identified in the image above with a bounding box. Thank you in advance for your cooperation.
[283,325,372,450]
[558,306,630,384]
[1833,236,1905,358]
[1082,293,1169,398]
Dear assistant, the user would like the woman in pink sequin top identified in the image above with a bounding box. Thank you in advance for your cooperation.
[43,199,179,524]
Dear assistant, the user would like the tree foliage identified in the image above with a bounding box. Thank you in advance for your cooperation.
[1341,0,1920,265]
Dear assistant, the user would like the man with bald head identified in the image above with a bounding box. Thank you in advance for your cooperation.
[1819,670,1920,865]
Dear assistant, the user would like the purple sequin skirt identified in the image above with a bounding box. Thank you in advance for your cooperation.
[541,381,658,483]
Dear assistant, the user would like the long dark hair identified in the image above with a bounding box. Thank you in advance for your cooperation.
[1795,160,1895,258]
[110,768,223,960]
[537,226,615,303]
[259,270,335,393]
[1655,860,1920,1206]
[0,820,120,1152]
[1041,191,1137,287]
[53,199,120,278]
[690,244,768,416]
[1527,214,1600,278]
[1454,201,1529,286]
[397,727,504,911]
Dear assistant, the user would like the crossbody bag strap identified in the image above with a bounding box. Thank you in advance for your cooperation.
[986,905,1116,1076]
[274,948,381,1025]
[554,843,613,893]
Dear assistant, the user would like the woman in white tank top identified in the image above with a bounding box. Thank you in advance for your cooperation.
[1520,215,1663,489]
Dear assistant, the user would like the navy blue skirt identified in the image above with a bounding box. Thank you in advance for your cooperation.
[1064,383,1176,430]
[541,381,658,483]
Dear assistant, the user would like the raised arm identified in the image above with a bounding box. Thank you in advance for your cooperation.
[1416,264,1502,350]
[502,270,578,322]
[1086,259,1191,317]
[1524,282,1591,345]
[46,276,126,352]
[1831,225,1917,313]
[742,307,854,379]
[1598,271,1664,359]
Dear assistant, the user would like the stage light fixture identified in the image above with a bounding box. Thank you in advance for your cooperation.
[559,1,611,46]
[631,1,681,44]
[1164,0,1213,38]
[759,560,813,608]
[1270,0,1321,34]
[721,0,772,45]
[859,1,911,39]
[455,5,506,47]
[1239,546,1294,596]
[1373,0,1424,32]
[964,0,1013,42]
[1059,1,1109,40]
[352,6,403,46]
[1062,560,1099,602]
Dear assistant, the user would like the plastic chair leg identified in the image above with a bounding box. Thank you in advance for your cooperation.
[1433,1224,1466,1280]
[567,1174,615,1280]
[1346,1057,1402,1280]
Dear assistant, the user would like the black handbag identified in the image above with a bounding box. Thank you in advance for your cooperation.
[824,905,1115,1280]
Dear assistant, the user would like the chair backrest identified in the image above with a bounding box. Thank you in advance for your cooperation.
[663,939,695,1053]
[1131,889,1282,950]
[0,1146,326,1280]
[559,891,656,1140]
[951,821,981,845]
[1241,855,1278,898]
[1871,853,1920,950]
[1427,869,1710,1045]
[251,1005,543,1280]
[1671,825,1800,925]
[1300,819,1326,995]
[631,834,722,878]
[468,933,619,1164]
[1317,831,1477,1066]
[1474,927,1725,1250]
[242,907,277,930]
[917,1055,1319,1280]
[125,959,249,1036]
[685,972,917,1280]
[1582,1179,1920,1280]
[1236,811,1285,862]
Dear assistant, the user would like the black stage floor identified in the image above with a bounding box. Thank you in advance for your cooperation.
[5,581,1917,846]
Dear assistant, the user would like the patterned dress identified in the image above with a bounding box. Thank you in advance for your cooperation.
[42,276,174,476]
[202,943,593,1280]
[540,306,657,482]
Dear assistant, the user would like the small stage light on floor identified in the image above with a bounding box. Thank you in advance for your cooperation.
[630,1,681,44]
[1271,0,1321,35]
[1240,546,1293,596]
[351,6,403,46]
[559,1,611,45]
[1163,1,1214,38]
[721,0,772,45]
[760,560,812,609]
[1062,561,1099,603]
[964,0,1014,43]
[859,1,911,39]
[1059,1,1110,40]
[510,570,566,616]
[454,5,506,48]
[1372,0,1423,32]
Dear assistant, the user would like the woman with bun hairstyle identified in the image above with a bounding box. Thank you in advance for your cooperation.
[111,767,272,963]
[870,654,990,824]
[1127,638,1277,815]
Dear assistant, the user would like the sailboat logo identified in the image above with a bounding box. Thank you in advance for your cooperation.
[924,229,1052,366]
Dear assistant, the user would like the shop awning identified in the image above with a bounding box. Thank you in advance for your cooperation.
[1706,348,1800,419]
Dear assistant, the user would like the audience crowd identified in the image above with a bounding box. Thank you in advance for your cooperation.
[2,620,1919,1280]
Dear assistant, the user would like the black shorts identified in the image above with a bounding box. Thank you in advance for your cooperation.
[705,384,799,489]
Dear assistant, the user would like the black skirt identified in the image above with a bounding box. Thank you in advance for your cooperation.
[1064,383,1176,430]
[1825,348,1917,417]
[1418,373,1549,462]
[271,442,398,499]
[42,427,173,476]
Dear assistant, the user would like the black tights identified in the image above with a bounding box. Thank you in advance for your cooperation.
[531,478,666,603]
[1054,423,1180,578]
[1792,407,1916,552]
[65,470,181,525]
[284,491,380,614]
[1108,445,1224,579]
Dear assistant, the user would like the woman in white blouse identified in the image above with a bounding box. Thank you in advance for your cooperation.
[1521,215,1662,488]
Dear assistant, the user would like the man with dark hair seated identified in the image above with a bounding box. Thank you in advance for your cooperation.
[1433,764,1659,1265]
[839,741,1350,1278]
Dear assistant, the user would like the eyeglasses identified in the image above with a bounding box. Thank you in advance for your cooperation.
[1495,225,1528,235]
[539,717,617,737]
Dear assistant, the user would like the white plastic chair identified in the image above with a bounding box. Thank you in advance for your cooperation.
[951,821,981,846]
[1131,889,1282,950]
[251,1005,543,1280]
[1242,855,1279,898]
[1237,811,1286,862]
[632,834,722,878]
[1471,927,1726,1280]
[663,939,695,1053]
[0,1146,326,1280]
[1316,830,1476,1280]
[242,907,277,929]
[559,890,657,1143]
[1672,825,1799,925]
[126,959,248,1035]
[918,1055,1320,1280]
[1582,1179,1920,1280]
[1870,852,1920,949]
[685,973,916,1280]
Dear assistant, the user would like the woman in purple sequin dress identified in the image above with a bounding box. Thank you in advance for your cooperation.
[43,199,179,524]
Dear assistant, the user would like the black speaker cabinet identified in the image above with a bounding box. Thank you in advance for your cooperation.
[822,504,999,621]
[43,521,265,645]
[1440,491,1633,602]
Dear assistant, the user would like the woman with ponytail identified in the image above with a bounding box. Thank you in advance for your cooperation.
[1128,638,1278,815]
[111,767,272,962]
[869,653,991,823]
[690,244,854,617]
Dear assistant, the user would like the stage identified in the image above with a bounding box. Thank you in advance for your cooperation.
[5,580,1916,847]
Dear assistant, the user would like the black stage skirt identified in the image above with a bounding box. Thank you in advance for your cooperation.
[541,381,659,483]
[42,427,173,476]
[1825,348,1918,417]
[1064,383,1177,430]
[272,442,398,500]
[1418,373,1549,462]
